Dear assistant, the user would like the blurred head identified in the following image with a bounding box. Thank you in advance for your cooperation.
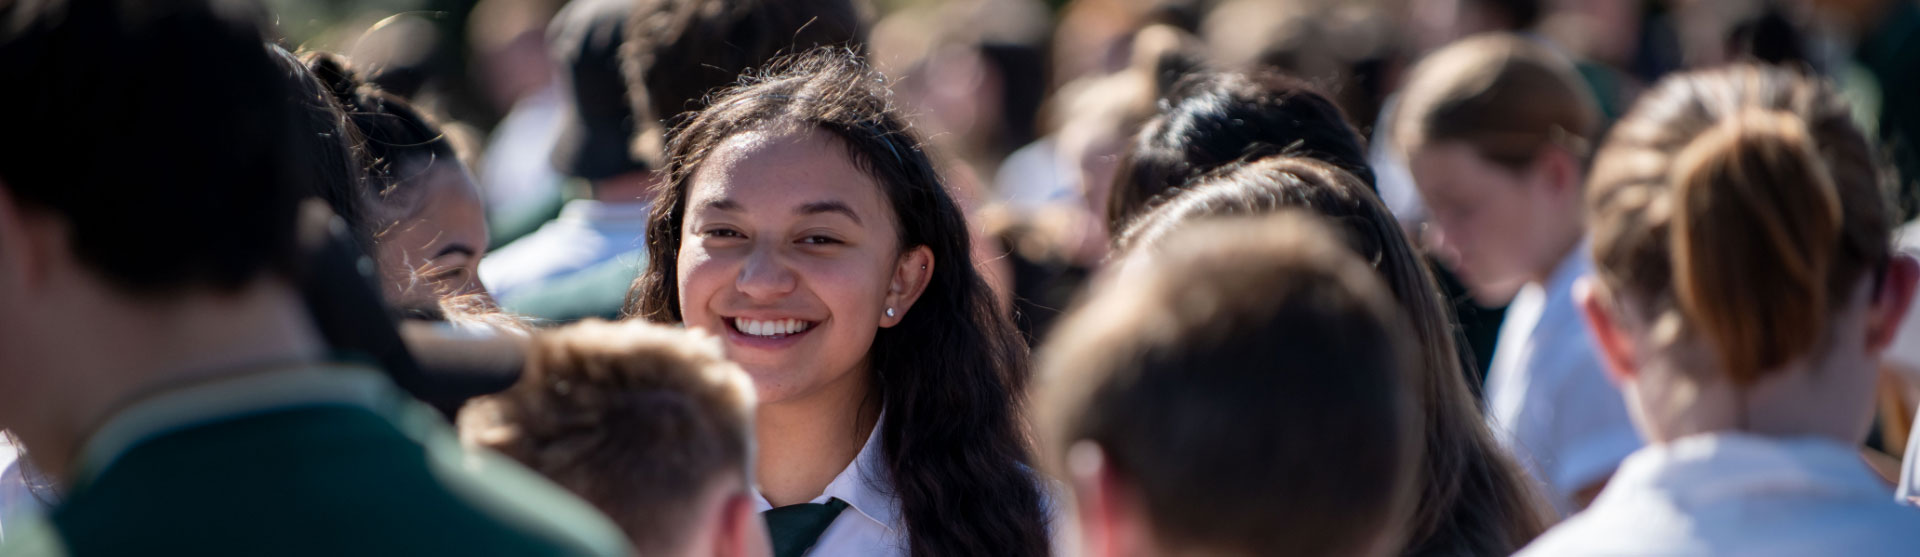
[0,0,314,405]
[1109,70,1372,232]
[461,319,768,557]
[305,53,489,311]
[628,47,1048,555]
[1580,65,1915,445]
[1040,213,1420,557]
[1395,33,1599,304]
[621,0,866,169]
[1117,156,1551,555]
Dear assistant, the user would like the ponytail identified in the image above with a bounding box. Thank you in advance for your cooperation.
[1668,109,1843,385]
[1586,65,1890,387]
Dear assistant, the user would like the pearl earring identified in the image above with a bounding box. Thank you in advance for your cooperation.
[886,307,896,318]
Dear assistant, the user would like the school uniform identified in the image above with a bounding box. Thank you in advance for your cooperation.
[1483,242,1643,516]
[0,364,630,556]
[754,418,907,557]
[753,415,1062,557]
[1516,433,1920,556]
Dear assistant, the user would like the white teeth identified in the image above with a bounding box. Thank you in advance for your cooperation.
[734,318,811,337]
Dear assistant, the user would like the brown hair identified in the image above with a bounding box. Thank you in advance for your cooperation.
[626,48,1050,556]
[1040,212,1420,556]
[459,319,755,555]
[621,0,867,166]
[1117,157,1550,555]
[1394,33,1599,170]
[1587,64,1890,385]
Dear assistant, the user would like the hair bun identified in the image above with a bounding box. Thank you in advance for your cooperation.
[1667,108,1842,384]
[301,51,366,111]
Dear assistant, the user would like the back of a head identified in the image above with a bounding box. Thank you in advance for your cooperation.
[1116,156,1550,554]
[0,0,308,293]
[460,319,756,555]
[1587,64,1889,386]
[622,0,867,167]
[1039,213,1420,556]
[1394,33,1599,170]
[1109,70,1373,231]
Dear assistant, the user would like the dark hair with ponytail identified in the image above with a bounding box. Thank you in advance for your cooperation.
[1587,64,1890,385]
[302,52,458,209]
[627,47,1050,556]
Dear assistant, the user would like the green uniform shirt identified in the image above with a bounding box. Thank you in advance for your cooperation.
[0,365,630,556]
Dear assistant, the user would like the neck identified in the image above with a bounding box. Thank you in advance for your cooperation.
[10,277,323,483]
[754,361,879,507]
[1530,225,1584,286]
[591,170,662,204]
[1633,356,1874,445]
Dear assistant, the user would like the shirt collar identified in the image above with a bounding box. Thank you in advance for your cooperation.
[1599,432,1892,509]
[71,364,403,491]
[558,199,652,225]
[753,413,900,534]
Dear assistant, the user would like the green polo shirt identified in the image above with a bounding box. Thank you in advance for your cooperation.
[0,365,630,556]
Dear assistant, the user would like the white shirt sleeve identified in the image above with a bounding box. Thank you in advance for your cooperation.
[1542,346,1643,501]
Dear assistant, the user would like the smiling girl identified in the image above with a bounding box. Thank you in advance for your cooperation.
[628,49,1050,556]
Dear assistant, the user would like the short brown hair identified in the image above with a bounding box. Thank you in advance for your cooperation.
[459,319,755,554]
[1116,157,1552,554]
[1038,213,1421,556]
[1394,33,1599,170]
[1586,65,1890,386]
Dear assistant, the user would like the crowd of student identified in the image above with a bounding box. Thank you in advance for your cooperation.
[2,0,1919,555]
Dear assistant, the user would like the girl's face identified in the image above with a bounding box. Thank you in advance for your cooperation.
[1408,141,1576,305]
[677,128,932,405]
[376,163,491,311]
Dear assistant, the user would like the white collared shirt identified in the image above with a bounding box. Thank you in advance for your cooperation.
[1518,433,1920,556]
[1484,242,1643,516]
[753,421,908,556]
[479,199,650,303]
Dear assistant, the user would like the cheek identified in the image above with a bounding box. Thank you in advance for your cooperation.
[676,244,726,322]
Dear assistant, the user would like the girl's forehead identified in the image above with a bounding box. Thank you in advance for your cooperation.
[687,128,892,213]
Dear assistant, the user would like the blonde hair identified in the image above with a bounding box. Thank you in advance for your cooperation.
[1394,33,1599,169]
[1587,65,1890,385]
[459,319,756,553]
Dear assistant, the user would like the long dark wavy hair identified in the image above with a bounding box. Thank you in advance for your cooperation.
[626,47,1050,556]
[1118,156,1552,556]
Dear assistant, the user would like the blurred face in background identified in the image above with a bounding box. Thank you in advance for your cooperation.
[1409,141,1580,305]
[376,163,490,310]
[676,128,930,406]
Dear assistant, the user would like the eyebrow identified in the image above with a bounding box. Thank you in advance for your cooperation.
[797,200,863,226]
[433,244,476,259]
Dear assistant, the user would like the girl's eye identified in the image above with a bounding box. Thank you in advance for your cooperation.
[799,235,842,245]
[703,228,745,239]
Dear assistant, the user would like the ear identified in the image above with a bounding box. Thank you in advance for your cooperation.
[1867,254,1920,353]
[714,491,770,557]
[1532,146,1582,200]
[1067,441,1155,557]
[1576,277,1639,386]
[880,245,934,328]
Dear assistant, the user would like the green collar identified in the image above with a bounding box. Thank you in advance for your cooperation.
[70,364,402,491]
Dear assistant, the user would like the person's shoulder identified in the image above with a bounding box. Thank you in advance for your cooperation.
[384,404,634,556]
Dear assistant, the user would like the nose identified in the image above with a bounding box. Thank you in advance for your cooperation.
[1422,223,1464,266]
[735,243,797,300]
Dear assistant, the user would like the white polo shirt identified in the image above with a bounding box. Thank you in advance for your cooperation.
[1518,433,1920,556]
[1484,243,1643,516]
